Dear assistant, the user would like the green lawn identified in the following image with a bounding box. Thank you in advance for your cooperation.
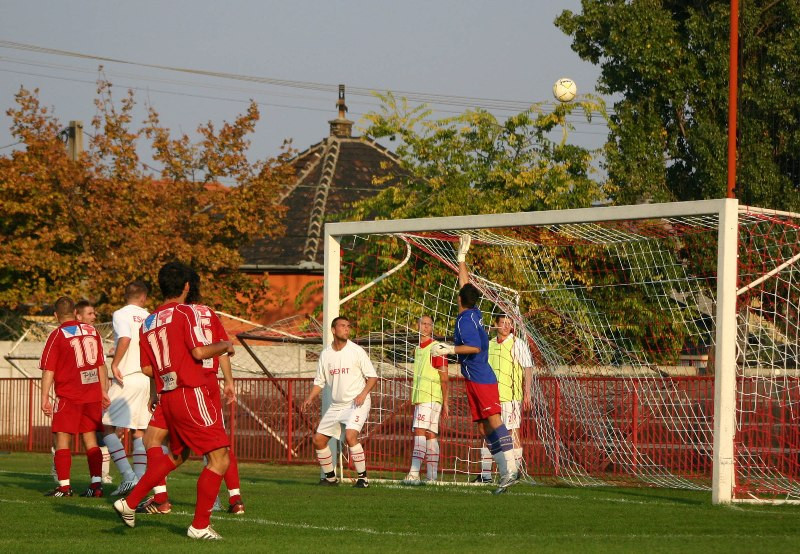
[1,452,799,553]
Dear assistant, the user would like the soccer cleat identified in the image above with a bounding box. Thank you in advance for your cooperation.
[44,486,73,497]
[187,525,222,540]
[113,498,136,528]
[402,473,422,486]
[82,485,103,498]
[135,496,172,514]
[318,477,339,486]
[471,474,493,484]
[353,478,370,488]
[492,472,520,495]
[111,478,137,496]
[228,500,245,514]
[211,496,222,512]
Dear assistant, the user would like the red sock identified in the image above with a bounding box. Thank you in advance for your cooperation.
[125,452,175,510]
[86,447,102,484]
[147,447,169,503]
[54,448,71,485]
[224,450,241,504]
[192,467,223,529]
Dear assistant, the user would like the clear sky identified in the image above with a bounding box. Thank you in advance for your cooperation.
[0,0,606,164]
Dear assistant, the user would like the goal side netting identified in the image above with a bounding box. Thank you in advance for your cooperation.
[323,200,800,503]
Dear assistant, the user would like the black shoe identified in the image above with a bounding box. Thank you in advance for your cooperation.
[45,486,73,497]
[318,477,339,486]
[353,478,369,488]
[471,475,493,484]
[81,485,103,498]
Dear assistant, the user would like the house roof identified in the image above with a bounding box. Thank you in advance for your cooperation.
[240,94,403,273]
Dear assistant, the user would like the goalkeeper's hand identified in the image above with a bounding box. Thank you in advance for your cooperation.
[457,234,471,263]
[431,342,456,356]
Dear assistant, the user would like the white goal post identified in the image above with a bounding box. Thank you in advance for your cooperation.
[324,199,800,503]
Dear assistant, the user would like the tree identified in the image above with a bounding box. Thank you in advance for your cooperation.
[0,80,294,317]
[556,0,800,210]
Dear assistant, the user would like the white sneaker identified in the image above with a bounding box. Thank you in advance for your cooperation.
[187,525,222,540]
[112,478,138,496]
[211,496,222,511]
[113,498,136,528]
[492,472,520,495]
[402,473,422,486]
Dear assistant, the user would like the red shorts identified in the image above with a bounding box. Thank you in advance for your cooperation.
[205,373,221,410]
[52,398,103,434]
[149,402,167,429]
[160,386,229,456]
[464,380,501,422]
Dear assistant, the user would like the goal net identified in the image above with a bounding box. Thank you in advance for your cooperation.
[323,199,800,503]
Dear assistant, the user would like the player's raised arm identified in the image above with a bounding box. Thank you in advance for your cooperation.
[457,234,471,288]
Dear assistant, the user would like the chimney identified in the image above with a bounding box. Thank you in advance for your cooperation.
[329,84,353,138]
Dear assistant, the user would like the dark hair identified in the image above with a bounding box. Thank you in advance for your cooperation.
[494,312,509,323]
[458,283,481,309]
[331,315,350,328]
[124,280,149,301]
[74,299,93,313]
[158,262,193,300]
[185,269,202,305]
[54,296,75,318]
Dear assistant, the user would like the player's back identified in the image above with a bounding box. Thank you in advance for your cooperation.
[139,302,208,393]
[40,320,105,402]
[112,304,149,376]
[189,303,229,375]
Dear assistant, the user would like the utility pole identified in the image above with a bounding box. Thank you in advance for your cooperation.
[65,120,83,161]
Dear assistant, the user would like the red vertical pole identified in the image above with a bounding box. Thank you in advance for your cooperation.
[229,378,236,458]
[632,381,639,475]
[287,380,293,464]
[28,379,34,452]
[727,0,739,199]
[554,378,561,477]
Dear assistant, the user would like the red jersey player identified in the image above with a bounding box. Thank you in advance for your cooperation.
[40,296,110,497]
[112,262,234,540]
[136,269,243,516]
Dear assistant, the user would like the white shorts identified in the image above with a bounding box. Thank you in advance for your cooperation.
[412,402,442,434]
[316,396,371,438]
[501,400,521,430]
[102,372,152,430]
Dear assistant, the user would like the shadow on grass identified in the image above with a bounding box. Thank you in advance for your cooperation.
[53,503,187,537]
[0,471,62,495]
[594,486,705,506]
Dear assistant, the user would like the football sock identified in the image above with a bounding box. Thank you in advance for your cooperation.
[86,446,102,483]
[192,467,224,530]
[125,452,176,510]
[104,433,135,481]
[426,438,439,481]
[480,445,493,478]
[316,446,334,475]
[147,447,169,502]
[54,448,71,486]
[350,443,367,475]
[410,435,426,474]
[224,450,241,504]
[487,425,516,476]
[132,437,146,479]
[100,445,110,480]
[513,447,524,473]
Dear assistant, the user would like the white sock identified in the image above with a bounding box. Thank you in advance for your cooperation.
[316,447,334,475]
[100,446,110,479]
[409,435,426,475]
[228,488,240,498]
[132,437,146,479]
[481,446,493,478]
[504,449,517,476]
[425,439,439,482]
[513,447,523,472]
[104,433,134,481]
[350,443,367,475]
[492,449,510,476]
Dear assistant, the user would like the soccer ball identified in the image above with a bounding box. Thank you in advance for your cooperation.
[553,78,577,103]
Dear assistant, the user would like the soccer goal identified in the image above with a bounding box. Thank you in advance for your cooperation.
[323,199,800,504]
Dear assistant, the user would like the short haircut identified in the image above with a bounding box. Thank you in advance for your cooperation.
[418,315,433,323]
[185,269,202,305]
[158,261,193,300]
[494,313,509,323]
[124,280,149,301]
[54,296,75,318]
[458,283,481,310]
[331,315,350,328]
[74,299,93,313]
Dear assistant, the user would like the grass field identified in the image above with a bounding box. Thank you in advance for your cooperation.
[1,452,800,553]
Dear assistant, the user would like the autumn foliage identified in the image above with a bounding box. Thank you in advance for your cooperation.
[0,80,294,316]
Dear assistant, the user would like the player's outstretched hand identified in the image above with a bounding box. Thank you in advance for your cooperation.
[457,234,471,262]
[431,342,456,356]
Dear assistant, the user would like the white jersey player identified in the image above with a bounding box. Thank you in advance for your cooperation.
[102,281,151,496]
[302,316,378,488]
